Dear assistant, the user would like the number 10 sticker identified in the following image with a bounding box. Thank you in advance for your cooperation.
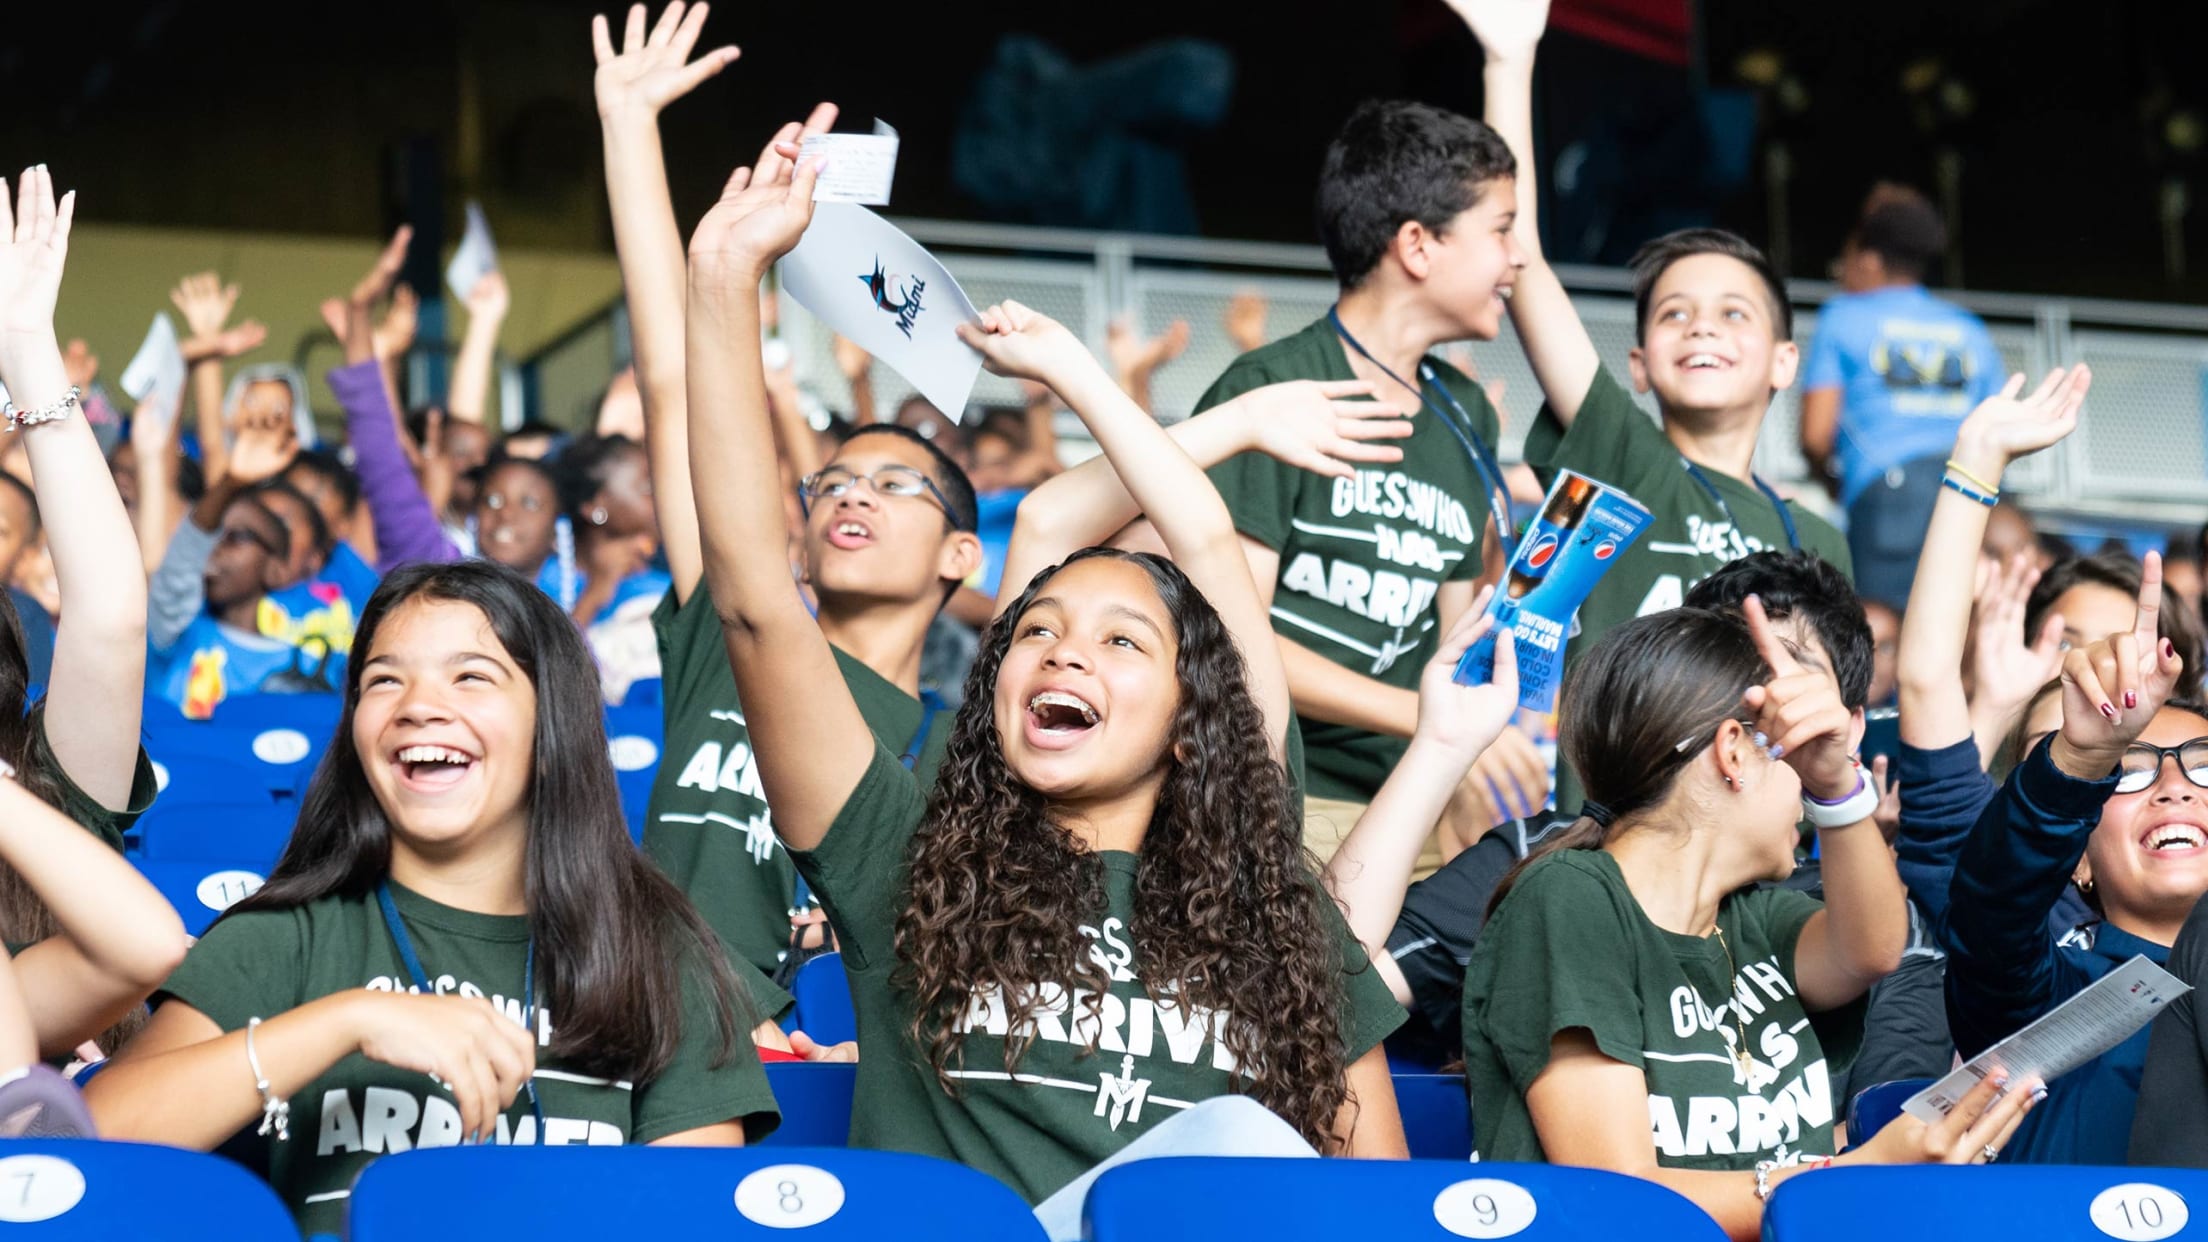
[734,1164,847,1230]
[1433,1178,1537,1238]
[2091,1183,2190,1241]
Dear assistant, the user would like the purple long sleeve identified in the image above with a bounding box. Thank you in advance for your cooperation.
[326,359,461,572]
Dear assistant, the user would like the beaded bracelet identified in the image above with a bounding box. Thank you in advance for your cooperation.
[1,385,79,433]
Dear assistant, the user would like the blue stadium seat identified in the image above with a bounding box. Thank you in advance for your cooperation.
[603,703,665,843]
[134,858,267,935]
[759,1062,855,1148]
[201,693,342,734]
[0,1138,294,1239]
[1846,1078,1932,1145]
[1391,1073,1473,1161]
[1083,1157,1728,1241]
[790,953,857,1047]
[133,800,295,866]
[1764,1165,2208,1242]
[346,1145,1048,1240]
[624,678,664,708]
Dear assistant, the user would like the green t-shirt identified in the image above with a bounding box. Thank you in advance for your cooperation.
[789,743,1405,1204]
[642,585,950,979]
[1461,850,1863,1171]
[30,707,157,853]
[157,882,780,1236]
[1201,317,1499,802]
[1522,367,1850,811]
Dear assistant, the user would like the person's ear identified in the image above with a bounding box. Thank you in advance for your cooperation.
[1767,339,1802,393]
[1711,718,1755,789]
[939,530,983,591]
[1846,706,1867,755]
[1392,220,1435,282]
[1627,345,1652,394]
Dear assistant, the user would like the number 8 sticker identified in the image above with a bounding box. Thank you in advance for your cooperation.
[2091,1183,2190,1241]
[733,1164,846,1229]
[1433,1178,1537,1238]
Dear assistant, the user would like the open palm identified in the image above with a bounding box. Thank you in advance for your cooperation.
[592,1,739,118]
[0,167,75,337]
[1962,366,2091,462]
[690,162,820,273]
[1444,0,1551,60]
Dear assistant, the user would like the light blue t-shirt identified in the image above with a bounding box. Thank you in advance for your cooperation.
[150,614,348,720]
[1803,285,2005,506]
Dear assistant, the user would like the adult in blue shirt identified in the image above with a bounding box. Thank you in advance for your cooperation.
[1799,189,2005,608]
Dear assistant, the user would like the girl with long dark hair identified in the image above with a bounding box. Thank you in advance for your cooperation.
[1463,603,2041,1241]
[681,130,1404,1210]
[0,167,185,1057]
[86,561,775,1236]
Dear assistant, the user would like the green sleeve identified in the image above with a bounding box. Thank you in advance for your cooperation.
[652,576,717,704]
[1520,367,1674,497]
[1197,359,1308,555]
[1736,885,1868,1076]
[29,708,156,853]
[786,744,926,973]
[1424,357,1506,583]
[152,907,308,1031]
[1325,896,1407,1059]
[737,952,795,1026]
[631,948,782,1145]
[1465,857,1646,1092]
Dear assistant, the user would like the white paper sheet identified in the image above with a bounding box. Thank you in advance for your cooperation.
[778,203,981,420]
[799,119,901,205]
[1903,955,2190,1123]
[444,201,499,301]
[118,312,187,407]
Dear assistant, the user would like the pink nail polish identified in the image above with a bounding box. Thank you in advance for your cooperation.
[2101,703,2119,722]
[2125,691,2138,710]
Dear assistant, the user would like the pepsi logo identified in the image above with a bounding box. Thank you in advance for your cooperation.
[1592,539,1618,560]
[1524,534,1561,569]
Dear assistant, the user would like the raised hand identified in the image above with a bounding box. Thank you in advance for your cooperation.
[1223,289,1268,353]
[1217,379,1413,479]
[1870,753,1901,843]
[955,300,1093,386]
[1740,594,1857,800]
[1105,317,1190,381]
[591,1,740,120]
[2054,551,2183,772]
[225,404,300,487]
[0,166,75,343]
[687,110,834,277]
[1445,0,1552,62]
[375,283,421,361]
[1971,551,2064,718]
[351,227,413,311]
[1954,366,2091,468]
[171,276,268,365]
[461,270,510,322]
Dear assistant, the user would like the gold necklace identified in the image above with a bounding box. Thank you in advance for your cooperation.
[1712,924,1755,1076]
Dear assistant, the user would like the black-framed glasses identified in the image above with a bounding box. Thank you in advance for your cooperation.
[2115,737,2208,795]
[797,465,965,530]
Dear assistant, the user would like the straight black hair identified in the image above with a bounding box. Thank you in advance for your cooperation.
[2027,550,2207,679]
[231,560,750,1079]
[289,449,362,514]
[839,423,980,534]
[1684,551,1872,710]
[1629,227,1793,343]
[1316,99,1516,290]
[250,480,332,557]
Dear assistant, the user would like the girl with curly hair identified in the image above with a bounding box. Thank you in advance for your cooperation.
[682,126,1408,1208]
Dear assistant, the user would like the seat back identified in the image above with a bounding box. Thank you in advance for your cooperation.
[0,1138,294,1239]
[133,800,296,866]
[1845,1077,1932,1144]
[603,702,665,843]
[134,858,268,935]
[759,1062,856,1148]
[347,1145,1048,1239]
[1391,1073,1473,1161]
[1083,1157,1728,1241]
[1765,1164,2208,1242]
[790,952,858,1046]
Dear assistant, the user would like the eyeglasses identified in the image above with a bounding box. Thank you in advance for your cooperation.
[798,465,964,530]
[2115,737,2208,795]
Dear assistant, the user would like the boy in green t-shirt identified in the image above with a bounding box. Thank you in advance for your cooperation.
[1462,0,1850,812]
[1184,97,1550,869]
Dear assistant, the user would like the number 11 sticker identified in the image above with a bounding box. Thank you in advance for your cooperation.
[2091,1183,2190,1241]
[1433,1178,1537,1239]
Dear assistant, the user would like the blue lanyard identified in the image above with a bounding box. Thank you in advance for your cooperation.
[1680,460,1801,552]
[1328,308,1516,550]
[375,882,546,1144]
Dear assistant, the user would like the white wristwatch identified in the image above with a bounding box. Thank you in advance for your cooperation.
[1802,760,1879,829]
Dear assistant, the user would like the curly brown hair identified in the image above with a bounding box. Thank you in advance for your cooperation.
[890,548,1358,1148]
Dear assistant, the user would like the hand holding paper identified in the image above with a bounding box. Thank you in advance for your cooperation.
[798,120,900,205]
[1416,595,1522,765]
[956,300,1091,387]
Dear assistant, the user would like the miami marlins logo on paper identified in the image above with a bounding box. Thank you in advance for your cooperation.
[858,258,927,339]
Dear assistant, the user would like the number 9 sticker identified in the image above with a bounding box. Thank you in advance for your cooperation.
[733,1164,846,1229]
[2091,1183,2189,1241]
[1433,1177,1537,1238]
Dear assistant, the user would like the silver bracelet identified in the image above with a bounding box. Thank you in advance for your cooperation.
[1,385,77,433]
[1753,1159,1778,1202]
[244,1016,290,1141]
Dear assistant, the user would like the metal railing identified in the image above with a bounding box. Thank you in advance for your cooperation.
[521,218,2208,529]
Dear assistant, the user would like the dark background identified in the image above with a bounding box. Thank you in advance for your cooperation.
[2,0,2199,302]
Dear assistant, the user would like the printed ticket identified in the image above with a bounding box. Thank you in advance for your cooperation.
[800,119,901,206]
[1902,955,2190,1124]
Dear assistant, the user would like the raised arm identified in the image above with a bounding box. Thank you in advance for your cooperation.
[1896,368,2089,750]
[447,271,509,426]
[593,1,751,604]
[999,377,1410,611]
[1323,602,1515,1003]
[1452,0,1600,423]
[169,272,266,488]
[685,124,868,851]
[0,778,187,1057]
[961,300,1295,756]
[0,168,146,810]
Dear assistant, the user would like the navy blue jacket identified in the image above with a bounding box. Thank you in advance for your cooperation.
[1938,737,2165,1166]
[1901,737,2094,935]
